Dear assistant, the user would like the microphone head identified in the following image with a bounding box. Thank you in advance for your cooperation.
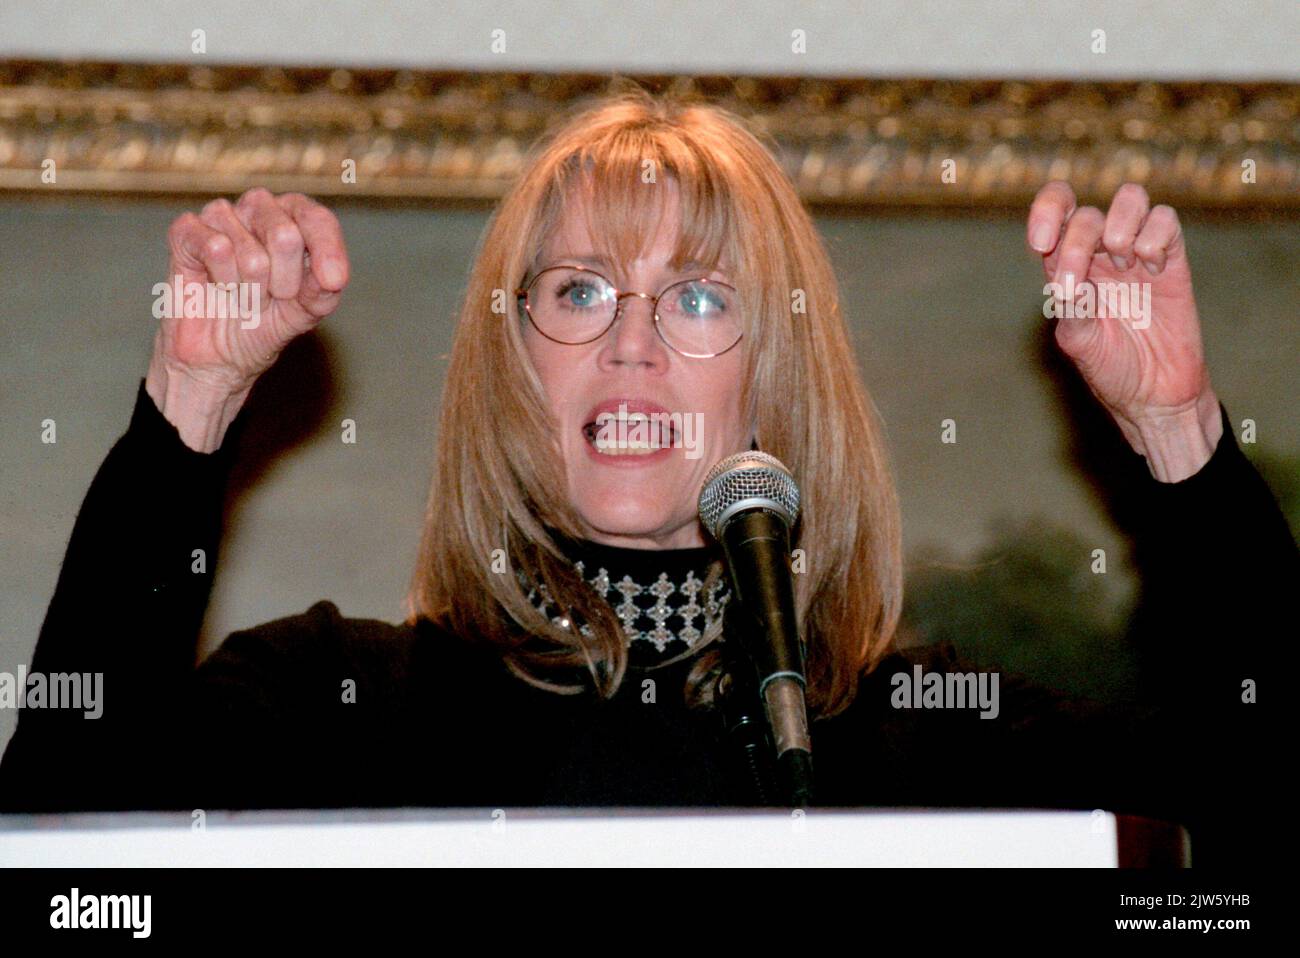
[697,451,800,540]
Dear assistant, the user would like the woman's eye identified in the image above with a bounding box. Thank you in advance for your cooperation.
[556,281,602,309]
[676,285,726,317]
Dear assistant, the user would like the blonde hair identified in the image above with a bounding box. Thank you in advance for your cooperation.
[406,81,902,719]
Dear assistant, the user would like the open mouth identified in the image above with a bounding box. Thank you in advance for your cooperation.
[582,413,679,456]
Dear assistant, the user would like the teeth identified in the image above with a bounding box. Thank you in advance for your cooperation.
[585,414,674,455]
[593,436,660,455]
[595,446,659,456]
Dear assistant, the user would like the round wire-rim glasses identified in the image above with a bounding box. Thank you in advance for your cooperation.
[514,265,744,359]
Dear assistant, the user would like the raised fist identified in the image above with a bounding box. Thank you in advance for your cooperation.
[146,189,350,450]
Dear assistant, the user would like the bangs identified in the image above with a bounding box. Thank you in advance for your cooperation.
[533,121,739,285]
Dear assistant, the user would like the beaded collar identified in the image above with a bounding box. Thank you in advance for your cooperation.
[525,538,731,669]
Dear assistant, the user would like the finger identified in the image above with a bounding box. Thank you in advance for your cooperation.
[200,198,270,292]
[1133,204,1183,276]
[277,193,350,292]
[234,188,304,301]
[167,212,238,286]
[1027,180,1077,254]
[1052,206,1105,292]
[295,267,343,320]
[1102,183,1150,271]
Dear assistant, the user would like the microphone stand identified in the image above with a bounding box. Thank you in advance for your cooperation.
[717,600,813,809]
[717,603,779,806]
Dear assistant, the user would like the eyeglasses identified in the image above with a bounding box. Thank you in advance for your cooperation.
[515,265,743,359]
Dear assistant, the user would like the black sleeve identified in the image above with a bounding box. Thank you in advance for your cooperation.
[976,402,1295,866]
[1123,403,1296,703]
[1120,402,1294,865]
[0,378,251,812]
[177,599,367,812]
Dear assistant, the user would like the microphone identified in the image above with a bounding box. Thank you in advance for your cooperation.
[698,451,812,808]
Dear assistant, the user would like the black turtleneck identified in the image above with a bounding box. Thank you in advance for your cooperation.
[0,377,1291,869]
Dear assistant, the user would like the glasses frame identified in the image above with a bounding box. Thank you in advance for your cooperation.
[514,265,744,359]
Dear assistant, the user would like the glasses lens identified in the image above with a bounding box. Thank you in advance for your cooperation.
[656,280,742,357]
[526,268,617,343]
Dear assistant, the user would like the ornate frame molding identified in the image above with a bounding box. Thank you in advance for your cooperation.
[1,60,1296,210]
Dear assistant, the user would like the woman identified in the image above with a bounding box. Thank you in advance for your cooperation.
[1,88,1291,867]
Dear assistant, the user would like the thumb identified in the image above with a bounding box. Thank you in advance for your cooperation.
[1052,305,1104,365]
[295,267,343,321]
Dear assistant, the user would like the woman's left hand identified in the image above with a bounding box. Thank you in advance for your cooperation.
[1027,180,1224,482]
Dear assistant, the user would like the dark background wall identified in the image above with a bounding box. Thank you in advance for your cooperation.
[1,197,1296,751]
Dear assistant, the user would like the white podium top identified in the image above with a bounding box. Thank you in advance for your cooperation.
[0,807,1120,867]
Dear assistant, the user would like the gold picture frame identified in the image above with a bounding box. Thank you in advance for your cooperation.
[1,60,1296,211]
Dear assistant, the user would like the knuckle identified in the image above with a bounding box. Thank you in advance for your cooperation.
[242,250,270,275]
[238,186,273,207]
[1134,233,1163,253]
[268,222,302,251]
[168,212,199,239]
[201,197,234,218]
[305,205,337,230]
[203,233,233,258]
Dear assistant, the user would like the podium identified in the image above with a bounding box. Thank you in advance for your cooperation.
[0,808,1189,866]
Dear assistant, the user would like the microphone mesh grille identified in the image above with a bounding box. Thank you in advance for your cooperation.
[697,451,800,539]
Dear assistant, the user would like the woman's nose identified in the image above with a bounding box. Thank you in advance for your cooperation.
[602,294,668,369]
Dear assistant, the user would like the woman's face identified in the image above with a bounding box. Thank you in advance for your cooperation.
[522,181,751,550]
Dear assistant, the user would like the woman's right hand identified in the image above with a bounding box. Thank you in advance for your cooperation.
[145,188,350,452]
